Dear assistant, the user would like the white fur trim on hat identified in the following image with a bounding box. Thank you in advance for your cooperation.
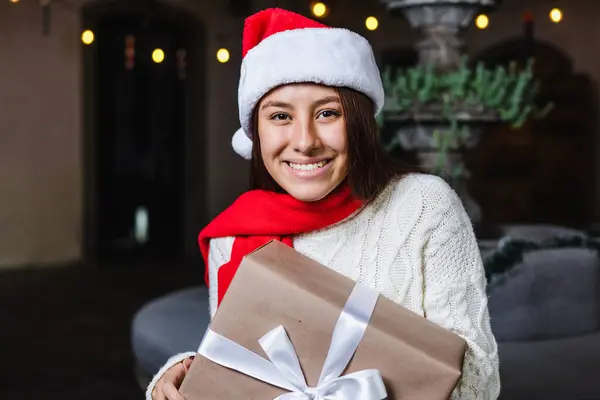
[232,27,384,159]
[231,127,253,160]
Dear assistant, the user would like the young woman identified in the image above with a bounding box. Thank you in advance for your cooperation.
[148,8,500,400]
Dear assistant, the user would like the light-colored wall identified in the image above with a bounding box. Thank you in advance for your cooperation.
[0,2,82,268]
[0,0,597,269]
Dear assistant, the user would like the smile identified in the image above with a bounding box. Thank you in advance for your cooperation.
[286,160,330,171]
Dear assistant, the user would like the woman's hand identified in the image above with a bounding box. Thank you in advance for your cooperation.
[152,357,194,400]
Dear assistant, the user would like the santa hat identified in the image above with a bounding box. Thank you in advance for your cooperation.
[231,8,385,160]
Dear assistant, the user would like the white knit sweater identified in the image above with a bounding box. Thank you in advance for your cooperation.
[146,173,500,399]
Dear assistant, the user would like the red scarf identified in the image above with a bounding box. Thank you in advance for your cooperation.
[198,186,363,305]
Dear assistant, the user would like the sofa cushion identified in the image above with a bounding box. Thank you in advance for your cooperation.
[488,248,600,341]
[499,224,586,242]
[131,286,210,376]
[497,331,600,399]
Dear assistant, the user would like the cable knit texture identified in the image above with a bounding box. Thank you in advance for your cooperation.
[146,173,500,399]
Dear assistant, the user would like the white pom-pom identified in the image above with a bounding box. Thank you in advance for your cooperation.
[231,127,253,160]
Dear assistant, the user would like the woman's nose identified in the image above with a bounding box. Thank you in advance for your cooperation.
[290,119,320,154]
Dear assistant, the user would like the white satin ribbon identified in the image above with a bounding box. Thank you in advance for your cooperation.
[197,283,387,400]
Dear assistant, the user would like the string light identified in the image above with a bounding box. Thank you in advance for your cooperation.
[81,30,94,45]
[216,48,230,63]
[365,16,379,31]
[152,48,165,64]
[475,14,489,29]
[549,8,563,23]
[311,2,327,18]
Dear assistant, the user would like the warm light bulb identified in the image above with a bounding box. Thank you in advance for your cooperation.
[81,29,94,45]
[365,16,379,31]
[152,48,165,63]
[9,0,20,3]
[550,8,563,23]
[216,48,230,63]
[475,14,489,29]
[312,2,327,18]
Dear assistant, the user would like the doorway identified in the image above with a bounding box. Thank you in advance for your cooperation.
[82,2,207,265]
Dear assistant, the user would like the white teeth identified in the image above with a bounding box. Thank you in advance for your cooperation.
[288,160,329,171]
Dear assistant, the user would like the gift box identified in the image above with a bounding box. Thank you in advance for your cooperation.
[180,240,466,399]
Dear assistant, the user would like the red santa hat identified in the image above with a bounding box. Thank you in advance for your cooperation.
[231,8,385,159]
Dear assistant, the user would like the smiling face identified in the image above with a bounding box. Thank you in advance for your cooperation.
[256,83,349,202]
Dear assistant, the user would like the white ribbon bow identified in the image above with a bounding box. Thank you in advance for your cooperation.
[198,283,387,400]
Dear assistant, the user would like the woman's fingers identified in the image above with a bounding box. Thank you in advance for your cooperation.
[182,356,194,372]
[153,360,191,400]
[153,384,166,400]
[162,381,186,400]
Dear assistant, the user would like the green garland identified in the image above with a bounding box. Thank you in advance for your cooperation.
[483,235,600,283]
[378,56,553,179]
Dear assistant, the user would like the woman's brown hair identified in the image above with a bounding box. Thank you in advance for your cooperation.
[249,86,419,201]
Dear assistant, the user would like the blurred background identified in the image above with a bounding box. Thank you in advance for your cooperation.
[0,0,598,399]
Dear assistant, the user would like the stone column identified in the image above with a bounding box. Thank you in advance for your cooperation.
[380,0,497,70]
[379,0,498,226]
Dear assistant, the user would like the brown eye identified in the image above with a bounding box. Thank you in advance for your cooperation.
[271,113,290,121]
[318,110,340,119]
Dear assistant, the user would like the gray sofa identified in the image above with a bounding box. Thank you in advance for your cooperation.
[488,247,600,399]
[132,286,210,387]
[131,225,600,398]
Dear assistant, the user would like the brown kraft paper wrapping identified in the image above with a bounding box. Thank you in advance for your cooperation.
[180,240,466,399]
